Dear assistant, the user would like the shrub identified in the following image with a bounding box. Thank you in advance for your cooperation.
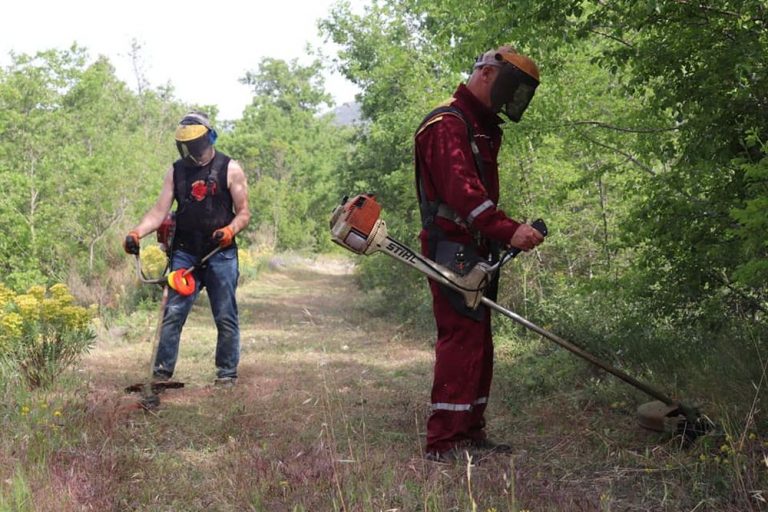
[139,245,169,280]
[0,283,95,389]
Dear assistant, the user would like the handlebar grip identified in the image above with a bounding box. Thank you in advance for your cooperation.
[531,218,548,237]
[503,218,548,261]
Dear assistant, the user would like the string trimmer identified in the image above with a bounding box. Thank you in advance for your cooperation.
[125,244,221,409]
[329,194,710,444]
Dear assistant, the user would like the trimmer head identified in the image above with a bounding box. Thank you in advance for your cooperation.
[125,381,184,411]
[637,400,683,432]
[637,400,712,446]
[125,381,185,394]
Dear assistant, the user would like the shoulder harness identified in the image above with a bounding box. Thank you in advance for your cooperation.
[174,151,230,215]
[414,104,488,231]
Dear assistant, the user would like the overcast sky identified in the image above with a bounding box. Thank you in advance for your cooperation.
[1,0,364,120]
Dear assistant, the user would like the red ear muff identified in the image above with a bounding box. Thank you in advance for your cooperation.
[167,269,196,296]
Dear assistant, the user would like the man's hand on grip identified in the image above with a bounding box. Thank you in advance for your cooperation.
[123,231,140,255]
[508,224,544,252]
[213,226,234,248]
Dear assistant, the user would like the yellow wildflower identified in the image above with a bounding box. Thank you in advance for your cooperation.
[41,298,59,322]
[60,305,90,330]
[20,405,30,415]
[53,410,62,417]
[238,248,254,269]
[0,283,14,309]
[15,294,40,321]
[48,284,71,300]
[141,246,168,278]
[26,285,46,301]
[1,312,24,338]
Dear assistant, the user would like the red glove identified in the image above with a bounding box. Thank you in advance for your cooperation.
[212,226,235,248]
[123,231,140,255]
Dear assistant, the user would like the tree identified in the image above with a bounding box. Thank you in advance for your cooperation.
[0,45,181,290]
[221,58,351,251]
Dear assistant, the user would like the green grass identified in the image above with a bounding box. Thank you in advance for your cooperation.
[1,254,765,511]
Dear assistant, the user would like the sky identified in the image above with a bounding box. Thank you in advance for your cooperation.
[1,0,365,120]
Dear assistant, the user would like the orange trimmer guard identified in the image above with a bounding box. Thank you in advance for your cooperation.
[168,269,196,296]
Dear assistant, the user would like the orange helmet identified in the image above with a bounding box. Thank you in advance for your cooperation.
[474,46,540,122]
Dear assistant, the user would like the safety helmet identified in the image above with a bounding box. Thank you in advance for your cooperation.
[474,46,540,122]
[175,111,218,164]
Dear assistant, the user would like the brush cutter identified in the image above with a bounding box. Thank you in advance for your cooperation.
[329,194,711,444]
[125,245,221,409]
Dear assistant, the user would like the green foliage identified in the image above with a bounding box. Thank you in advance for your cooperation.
[220,58,351,252]
[0,283,94,389]
[321,2,464,319]
[0,45,182,293]
[321,1,768,457]
[0,467,33,512]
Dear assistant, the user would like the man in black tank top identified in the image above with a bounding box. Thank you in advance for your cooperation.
[123,111,251,386]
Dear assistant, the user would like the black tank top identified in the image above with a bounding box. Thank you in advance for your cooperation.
[172,151,235,257]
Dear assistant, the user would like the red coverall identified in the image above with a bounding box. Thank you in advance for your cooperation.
[415,84,521,454]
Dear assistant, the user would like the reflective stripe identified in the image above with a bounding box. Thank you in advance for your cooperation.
[467,200,494,224]
[431,397,488,411]
[432,402,473,412]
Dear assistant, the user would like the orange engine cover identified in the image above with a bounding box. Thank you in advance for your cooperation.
[344,194,381,238]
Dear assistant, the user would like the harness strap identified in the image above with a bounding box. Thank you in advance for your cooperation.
[414,104,488,232]
[175,152,229,216]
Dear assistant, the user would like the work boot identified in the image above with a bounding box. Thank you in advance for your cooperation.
[470,438,513,453]
[151,372,172,393]
[424,446,472,463]
[152,371,172,382]
[214,376,237,388]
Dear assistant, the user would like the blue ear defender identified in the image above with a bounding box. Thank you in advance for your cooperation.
[209,129,218,145]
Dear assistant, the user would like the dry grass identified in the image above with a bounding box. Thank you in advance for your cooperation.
[1,254,765,511]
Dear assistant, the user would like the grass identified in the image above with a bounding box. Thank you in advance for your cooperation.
[0,254,766,511]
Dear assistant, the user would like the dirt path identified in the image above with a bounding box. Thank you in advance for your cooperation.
[72,256,705,511]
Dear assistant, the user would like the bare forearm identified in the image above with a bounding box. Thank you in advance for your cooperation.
[228,209,250,235]
[132,205,170,238]
[226,160,250,236]
[131,166,175,238]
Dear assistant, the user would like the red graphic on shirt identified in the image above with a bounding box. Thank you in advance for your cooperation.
[190,180,208,201]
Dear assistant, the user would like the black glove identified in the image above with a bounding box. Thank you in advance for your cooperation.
[123,231,140,255]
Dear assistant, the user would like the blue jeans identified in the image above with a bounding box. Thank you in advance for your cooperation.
[153,247,240,379]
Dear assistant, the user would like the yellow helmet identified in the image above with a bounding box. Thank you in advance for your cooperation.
[175,111,217,163]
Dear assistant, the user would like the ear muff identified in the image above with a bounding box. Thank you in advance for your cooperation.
[167,269,196,296]
[208,129,218,145]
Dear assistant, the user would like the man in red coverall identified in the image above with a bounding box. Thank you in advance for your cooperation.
[415,46,545,461]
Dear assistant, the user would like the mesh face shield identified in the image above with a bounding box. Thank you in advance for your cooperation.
[175,133,212,163]
[490,65,539,123]
[175,122,212,164]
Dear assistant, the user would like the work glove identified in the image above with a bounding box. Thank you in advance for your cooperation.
[123,231,140,255]
[212,226,235,248]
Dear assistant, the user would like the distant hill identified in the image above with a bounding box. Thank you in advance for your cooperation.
[331,102,362,126]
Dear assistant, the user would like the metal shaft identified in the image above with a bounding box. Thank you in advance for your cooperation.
[480,297,677,406]
[375,233,678,407]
